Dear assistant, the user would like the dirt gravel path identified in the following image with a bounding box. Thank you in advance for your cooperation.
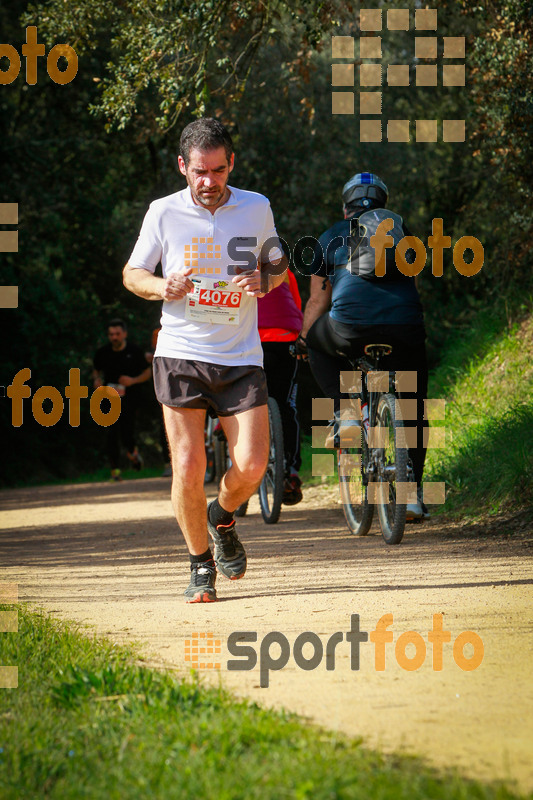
[1,477,532,793]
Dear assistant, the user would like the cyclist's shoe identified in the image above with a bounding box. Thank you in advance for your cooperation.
[282,474,303,505]
[405,500,423,521]
[110,468,122,482]
[406,487,430,521]
[325,410,361,449]
[418,486,430,519]
[213,421,225,440]
[184,560,217,603]
[207,501,247,580]
[128,449,143,471]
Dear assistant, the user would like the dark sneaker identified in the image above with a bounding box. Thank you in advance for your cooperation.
[406,487,431,522]
[282,475,303,506]
[324,410,361,449]
[405,499,424,521]
[418,486,430,519]
[207,501,247,580]
[213,421,225,440]
[184,561,217,603]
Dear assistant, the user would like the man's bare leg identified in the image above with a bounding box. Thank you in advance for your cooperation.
[162,405,209,555]
[218,404,269,510]
[204,404,269,581]
[163,405,217,603]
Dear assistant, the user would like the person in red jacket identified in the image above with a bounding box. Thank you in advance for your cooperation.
[258,269,304,505]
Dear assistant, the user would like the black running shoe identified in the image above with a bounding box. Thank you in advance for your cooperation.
[282,475,303,506]
[406,487,431,522]
[207,501,247,580]
[184,561,217,603]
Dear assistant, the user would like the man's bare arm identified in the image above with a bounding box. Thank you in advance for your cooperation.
[123,264,195,301]
[119,366,152,387]
[301,275,332,338]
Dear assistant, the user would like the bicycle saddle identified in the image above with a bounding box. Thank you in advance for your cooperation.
[364,343,393,359]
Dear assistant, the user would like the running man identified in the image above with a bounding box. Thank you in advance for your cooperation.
[123,118,287,602]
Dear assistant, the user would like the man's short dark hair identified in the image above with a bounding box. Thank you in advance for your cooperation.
[107,318,127,331]
[179,118,234,167]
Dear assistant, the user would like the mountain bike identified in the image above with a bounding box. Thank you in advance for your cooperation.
[338,343,415,545]
[213,396,285,523]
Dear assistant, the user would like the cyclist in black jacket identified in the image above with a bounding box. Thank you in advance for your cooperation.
[298,173,429,520]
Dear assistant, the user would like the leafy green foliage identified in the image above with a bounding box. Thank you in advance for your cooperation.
[25,0,345,132]
[425,305,533,515]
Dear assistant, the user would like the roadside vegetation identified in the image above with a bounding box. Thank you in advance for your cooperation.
[424,303,533,517]
[0,607,527,800]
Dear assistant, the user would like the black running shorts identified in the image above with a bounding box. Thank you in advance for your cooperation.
[153,357,268,416]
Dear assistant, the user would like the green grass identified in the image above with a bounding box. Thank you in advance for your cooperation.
[0,607,526,800]
[299,432,332,486]
[425,304,533,516]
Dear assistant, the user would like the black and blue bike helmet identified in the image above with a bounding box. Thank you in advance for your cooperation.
[342,172,389,211]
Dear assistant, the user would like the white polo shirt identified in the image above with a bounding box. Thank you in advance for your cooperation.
[127,185,283,366]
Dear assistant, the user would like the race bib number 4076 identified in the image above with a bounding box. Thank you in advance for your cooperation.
[185,277,242,325]
[199,288,241,307]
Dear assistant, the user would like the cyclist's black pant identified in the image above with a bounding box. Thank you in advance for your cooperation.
[262,341,301,474]
[307,314,428,486]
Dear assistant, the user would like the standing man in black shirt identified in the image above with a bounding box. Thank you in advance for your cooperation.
[93,318,152,481]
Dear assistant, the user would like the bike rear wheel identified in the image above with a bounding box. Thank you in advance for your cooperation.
[375,392,408,545]
[338,432,374,535]
[258,397,285,524]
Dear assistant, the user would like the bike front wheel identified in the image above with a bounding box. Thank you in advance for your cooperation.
[375,392,408,545]
[258,397,285,524]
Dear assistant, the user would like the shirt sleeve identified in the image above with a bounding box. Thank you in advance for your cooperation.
[127,204,162,273]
